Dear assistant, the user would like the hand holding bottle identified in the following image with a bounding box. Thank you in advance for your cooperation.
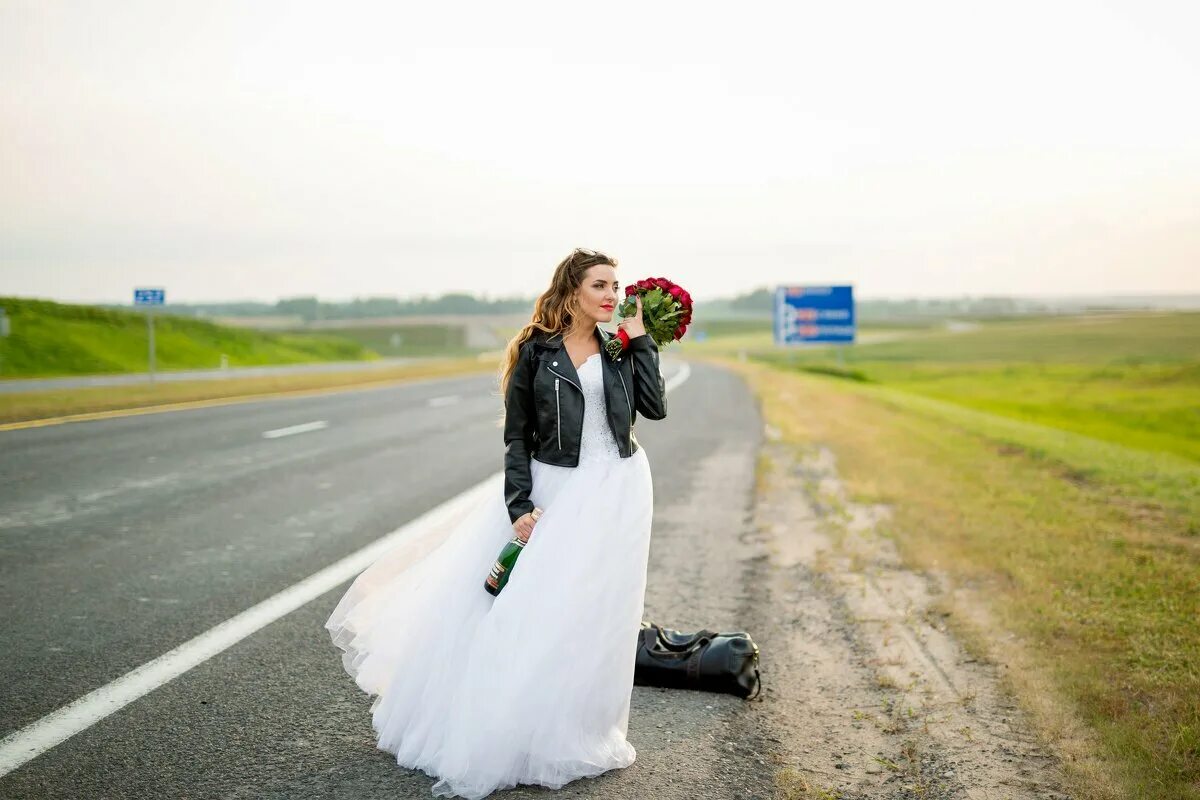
[487,507,543,596]
[512,508,540,542]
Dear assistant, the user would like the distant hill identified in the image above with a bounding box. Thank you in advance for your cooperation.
[0,297,376,378]
[107,293,538,323]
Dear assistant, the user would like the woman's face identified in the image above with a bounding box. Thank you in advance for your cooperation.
[573,264,619,325]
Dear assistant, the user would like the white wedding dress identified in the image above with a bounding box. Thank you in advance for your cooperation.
[325,352,655,799]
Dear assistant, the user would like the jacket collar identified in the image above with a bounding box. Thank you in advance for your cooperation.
[532,325,612,387]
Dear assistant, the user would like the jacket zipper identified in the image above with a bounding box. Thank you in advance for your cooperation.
[616,369,633,448]
[546,366,580,394]
[554,377,561,448]
[546,365,593,459]
[616,370,632,418]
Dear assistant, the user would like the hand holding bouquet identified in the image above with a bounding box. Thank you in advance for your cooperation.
[605,277,693,360]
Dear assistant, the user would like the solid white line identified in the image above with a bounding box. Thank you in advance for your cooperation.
[665,360,691,393]
[0,359,693,777]
[262,420,329,439]
[0,475,498,777]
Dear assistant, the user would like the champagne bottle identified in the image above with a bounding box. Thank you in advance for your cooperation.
[485,507,542,596]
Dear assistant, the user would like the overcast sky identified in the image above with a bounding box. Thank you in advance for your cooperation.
[2,0,1198,305]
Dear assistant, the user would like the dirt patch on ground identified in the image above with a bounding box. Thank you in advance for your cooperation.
[745,434,1071,799]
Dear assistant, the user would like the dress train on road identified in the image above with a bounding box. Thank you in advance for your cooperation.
[326,354,654,799]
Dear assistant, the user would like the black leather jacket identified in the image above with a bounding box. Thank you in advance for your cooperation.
[502,324,667,524]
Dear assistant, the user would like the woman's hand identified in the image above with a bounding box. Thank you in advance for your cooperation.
[512,509,539,542]
[618,294,647,341]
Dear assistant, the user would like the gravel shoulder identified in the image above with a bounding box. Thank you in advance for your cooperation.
[745,434,1071,799]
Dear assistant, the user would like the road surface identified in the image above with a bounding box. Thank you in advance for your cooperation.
[0,356,1067,799]
[0,358,783,799]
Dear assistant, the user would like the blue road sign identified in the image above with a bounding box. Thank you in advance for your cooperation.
[134,288,165,306]
[774,285,855,344]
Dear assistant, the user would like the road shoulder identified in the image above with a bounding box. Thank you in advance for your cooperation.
[745,435,1070,799]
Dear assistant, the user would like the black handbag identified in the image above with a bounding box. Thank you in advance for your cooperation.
[633,621,762,700]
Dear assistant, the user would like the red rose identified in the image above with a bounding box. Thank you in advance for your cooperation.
[673,323,686,340]
[624,285,637,296]
[680,290,692,306]
[654,278,671,290]
[668,285,683,298]
[636,279,653,290]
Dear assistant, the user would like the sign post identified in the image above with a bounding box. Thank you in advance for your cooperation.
[773,285,856,364]
[134,288,166,383]
[0,307,9,376]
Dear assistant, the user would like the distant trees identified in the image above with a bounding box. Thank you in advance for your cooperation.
[139,293,537,322]
[730,288,774,312]
[105,287,1075,323]
[706,287,1056,321]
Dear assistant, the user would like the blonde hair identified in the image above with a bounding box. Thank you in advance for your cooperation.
[498,248,619,397]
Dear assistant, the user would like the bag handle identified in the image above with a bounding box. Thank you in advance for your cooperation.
[746,668,762,701]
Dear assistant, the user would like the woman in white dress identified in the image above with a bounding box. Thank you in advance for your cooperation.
[325,247,668,799]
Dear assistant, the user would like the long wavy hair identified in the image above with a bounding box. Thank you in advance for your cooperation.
[498,248,619,397]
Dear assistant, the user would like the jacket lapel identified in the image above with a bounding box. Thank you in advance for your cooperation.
[533,325,612,391]
[533,329,580,390]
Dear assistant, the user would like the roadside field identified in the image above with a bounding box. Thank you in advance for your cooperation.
[757,313,1200,462]
[695,312,1199,799]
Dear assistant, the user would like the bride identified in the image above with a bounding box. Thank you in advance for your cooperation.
[325,247,668,798]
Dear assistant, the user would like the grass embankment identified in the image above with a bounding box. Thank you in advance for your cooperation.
[0,357,499,427]
[694,312,1199,799]
[0,297,375,377]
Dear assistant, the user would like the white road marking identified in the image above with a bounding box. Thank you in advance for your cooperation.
[427,394,461,407]
[0,359,694,777]
[261,420,328,439]
[0,475,497,777]
[665,360,690,393]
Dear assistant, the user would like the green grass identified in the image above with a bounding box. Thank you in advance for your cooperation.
[0,297,377,378]
[695,312,1200,463]
[731,363,1200,799]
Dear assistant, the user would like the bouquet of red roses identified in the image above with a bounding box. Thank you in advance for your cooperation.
[604,277,693,359]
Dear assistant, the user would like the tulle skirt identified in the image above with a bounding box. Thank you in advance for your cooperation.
[325,447,654,799]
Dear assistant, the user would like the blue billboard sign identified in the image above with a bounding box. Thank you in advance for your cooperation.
[134,288,165,306]
[774,285,855,344]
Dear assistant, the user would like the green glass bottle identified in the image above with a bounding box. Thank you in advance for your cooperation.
[485,507,541,596]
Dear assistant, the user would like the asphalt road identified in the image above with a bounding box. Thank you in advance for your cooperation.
[0,357,773,799]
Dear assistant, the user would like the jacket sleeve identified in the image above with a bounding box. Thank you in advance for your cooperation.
[627,333,667,420]
[502,344,538,524]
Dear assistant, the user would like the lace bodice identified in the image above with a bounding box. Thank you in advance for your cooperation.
[576,353,622,464]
